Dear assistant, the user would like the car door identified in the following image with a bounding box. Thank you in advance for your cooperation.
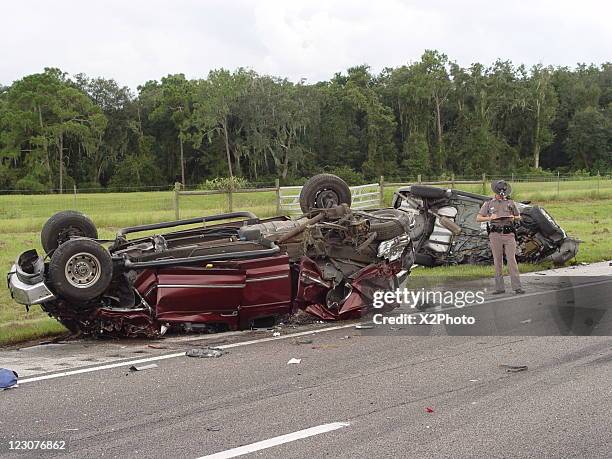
[154,265,245,322]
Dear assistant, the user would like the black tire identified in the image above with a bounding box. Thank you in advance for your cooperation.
[299,174,351,213]
[57,318,83,335]
[48,239,113,303]
[415,253,437,266]
[370,209,404,219]
[369,209,411,241]
[41,211,98,254]
[409,185,448,199]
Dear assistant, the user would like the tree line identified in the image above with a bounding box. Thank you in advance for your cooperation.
[0,50,610,192]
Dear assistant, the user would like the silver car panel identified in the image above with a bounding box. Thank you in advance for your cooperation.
[7,264,56,305]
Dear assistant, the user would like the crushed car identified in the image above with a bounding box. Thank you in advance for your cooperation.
[8,175,414,338]
[391,184,580,267]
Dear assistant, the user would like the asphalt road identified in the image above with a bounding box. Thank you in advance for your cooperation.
[1,333,611,458]
[0,262,611,458]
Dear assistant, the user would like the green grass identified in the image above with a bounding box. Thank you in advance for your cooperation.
[0,182,610,345]
[411,261,553,280]
[0,179,609,234]
[0,190,279,234]
[0,318,67,346]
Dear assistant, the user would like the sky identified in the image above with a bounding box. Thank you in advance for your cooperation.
[1,0,610,90]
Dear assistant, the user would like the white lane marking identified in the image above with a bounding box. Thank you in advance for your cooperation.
[216,323,354,350]
[18,352,187,384]
[197,422,350,459]
[18,323,357,385]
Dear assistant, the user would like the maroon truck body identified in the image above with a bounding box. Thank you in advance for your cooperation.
[90,253,402,336]
[10,204,413,338]
[137,255,293,329]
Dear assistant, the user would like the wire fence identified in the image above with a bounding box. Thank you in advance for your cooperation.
[0,174,609,234]
[0,172,609,195]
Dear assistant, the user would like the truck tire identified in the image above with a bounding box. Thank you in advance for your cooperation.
[369,209,411,241]
[299,174,351,213]
[408,185,448,199]
[414,253,437,267]
[48,239,113,303]
[41,211,98,254]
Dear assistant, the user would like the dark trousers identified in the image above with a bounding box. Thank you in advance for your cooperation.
[489,232,522,291]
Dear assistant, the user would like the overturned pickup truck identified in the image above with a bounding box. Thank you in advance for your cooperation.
[392,185,580,266]
[8,175,413,338]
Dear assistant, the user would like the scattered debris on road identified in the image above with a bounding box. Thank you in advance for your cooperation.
[500,364,528,373]
[355,324,374,330]
[520,318,533,324]
[293,338,313,345]
[273,332,281,337]
[186,348,225,358]
[425,407,434,413]
[129,363,158,372]
[287,358,302,364]
[311,344,340,350]
[148,344,169,349]
[0,368,18,390]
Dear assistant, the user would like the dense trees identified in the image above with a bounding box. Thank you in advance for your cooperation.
[0,69,106,191]
[0,52,610,191]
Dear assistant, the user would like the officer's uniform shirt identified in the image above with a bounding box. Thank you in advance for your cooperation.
[478,197,519,227]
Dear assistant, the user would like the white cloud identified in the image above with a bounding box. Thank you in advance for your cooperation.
[0,0,610,89]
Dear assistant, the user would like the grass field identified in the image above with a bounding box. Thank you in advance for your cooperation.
[0,178,610,234]
[0,180,610,345]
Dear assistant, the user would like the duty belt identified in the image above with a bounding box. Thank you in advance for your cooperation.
[489,225,515,234]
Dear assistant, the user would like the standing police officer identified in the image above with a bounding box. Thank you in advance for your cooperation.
[476,180,525,294]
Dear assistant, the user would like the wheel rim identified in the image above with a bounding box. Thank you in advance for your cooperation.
[65,252,102,288]
[315,189,340,208]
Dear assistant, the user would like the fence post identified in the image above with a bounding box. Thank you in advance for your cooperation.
[417,174,421,184]
[557,171,560,198]
[173,182,181,219]
[451,173,455,189]
[227,188,233,213]
[597,170,600,197]
[275,179,281,214]
[482,173,487,195]
[73,185,77,208]
[379,175,385,207]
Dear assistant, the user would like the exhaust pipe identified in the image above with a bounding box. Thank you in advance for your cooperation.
[438,216,462,235]
[427,209,461,235]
